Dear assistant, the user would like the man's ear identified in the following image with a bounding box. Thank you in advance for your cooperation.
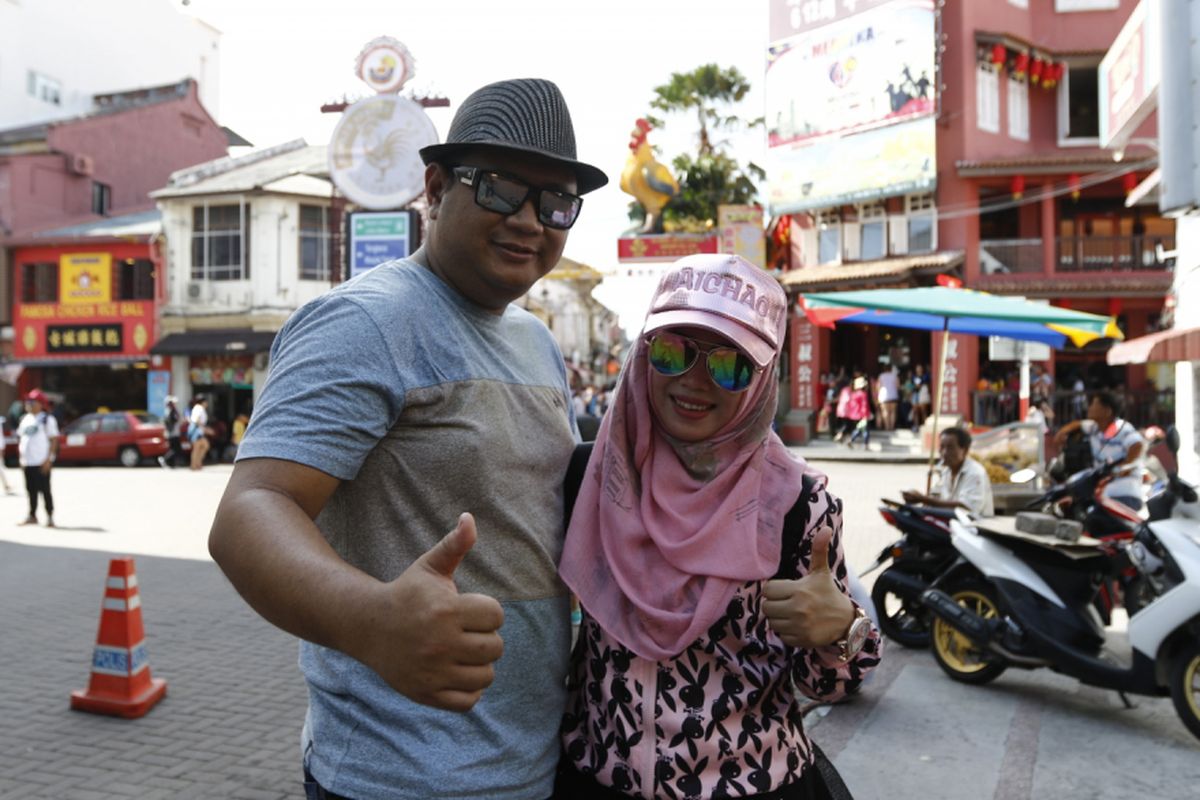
[425,162,447,218]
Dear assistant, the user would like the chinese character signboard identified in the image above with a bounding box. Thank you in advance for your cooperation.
[617,233,719,263]
[717,205,766,269]
[13,245,156,362]
[349,211,418,277]
[766,0,937,214]
[794,318,817,408]
[1099,0,1160,149]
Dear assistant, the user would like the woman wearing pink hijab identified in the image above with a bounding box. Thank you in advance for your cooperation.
[558,254,881,799]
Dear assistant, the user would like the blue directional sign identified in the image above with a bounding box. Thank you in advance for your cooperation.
[349,211,418,278]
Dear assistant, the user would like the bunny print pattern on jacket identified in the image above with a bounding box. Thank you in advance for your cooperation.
[561,482,881,799]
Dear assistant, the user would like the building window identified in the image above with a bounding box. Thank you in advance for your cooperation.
[91,182,111,216]
[1007,78,1029,141]
[26,70,61,105]
[191,203,250,281]
[21,262,58,303]
[299,205,331,280]
[976,65,1000,133]
[817,210,841,264]
[859,202,887,260]
[907,193,937,253]
[1061,64,1100,141]
[116,259,155,301]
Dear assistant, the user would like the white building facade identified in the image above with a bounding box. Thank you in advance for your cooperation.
[151,141,334,421]
[0,0,220,127]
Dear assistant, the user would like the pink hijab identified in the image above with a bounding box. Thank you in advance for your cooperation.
[559,255,821,660]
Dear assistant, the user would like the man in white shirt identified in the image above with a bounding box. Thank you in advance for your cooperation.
[903,427,995,517]
[877,365,900,431]
[1054,391,1145,509]
[17,388,59,527]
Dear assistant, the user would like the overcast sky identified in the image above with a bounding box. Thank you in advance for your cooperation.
[183,0,770,291]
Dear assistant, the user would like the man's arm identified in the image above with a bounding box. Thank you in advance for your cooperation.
[901,489,967,511]
[1054,418,1083,445]
[209,457,504,712]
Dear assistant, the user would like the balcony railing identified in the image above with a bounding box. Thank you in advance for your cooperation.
[979,235,1175,275]
[1057,235,1175,272]
[971,389,1174,429]
[980,238,1043,274]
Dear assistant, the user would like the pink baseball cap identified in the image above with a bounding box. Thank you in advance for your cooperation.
[642,253,787,367]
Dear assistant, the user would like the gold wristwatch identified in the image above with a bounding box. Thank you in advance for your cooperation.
[836,606,871,662]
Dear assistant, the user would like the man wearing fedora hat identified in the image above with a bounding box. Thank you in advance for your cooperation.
[210,78,606,799]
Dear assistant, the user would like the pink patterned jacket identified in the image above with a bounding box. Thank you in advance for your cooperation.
[560,481,882,799]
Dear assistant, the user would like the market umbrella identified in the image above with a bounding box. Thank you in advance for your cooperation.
[798,286,1123,486]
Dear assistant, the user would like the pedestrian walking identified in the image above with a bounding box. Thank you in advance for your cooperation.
[207,77,607,800]
[877,364,899,431]
[17,389,58,527]
[188,395,210,470]
[159,395,184,468]
[844,375,872,448]
[558,253,880,798]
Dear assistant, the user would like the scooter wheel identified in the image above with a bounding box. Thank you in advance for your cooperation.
[930,578,1008,685]
[871,570,931,649]
[1168,641,1200,742]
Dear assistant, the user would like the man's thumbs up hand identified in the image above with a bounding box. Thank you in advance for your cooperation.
[763,525,856,649]
[358,513,505,712]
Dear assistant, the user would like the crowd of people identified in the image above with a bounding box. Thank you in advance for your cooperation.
[819,364,933,446]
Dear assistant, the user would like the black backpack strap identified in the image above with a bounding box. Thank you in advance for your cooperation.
[564,442,594,526]
[774,473,821,581]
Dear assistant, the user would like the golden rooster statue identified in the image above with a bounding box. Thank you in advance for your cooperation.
[621,118,679,234]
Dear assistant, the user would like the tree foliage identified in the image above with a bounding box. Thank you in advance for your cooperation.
[634,64,763,232]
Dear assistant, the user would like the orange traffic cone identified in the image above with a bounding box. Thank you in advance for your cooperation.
[70,557,167,718]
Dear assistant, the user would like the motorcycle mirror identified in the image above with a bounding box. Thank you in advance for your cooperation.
[1166,425,1181,455]
[1010,467,1038,484]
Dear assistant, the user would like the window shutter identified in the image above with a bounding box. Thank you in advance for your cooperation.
[889,216,909,256]
[842,222,861,261]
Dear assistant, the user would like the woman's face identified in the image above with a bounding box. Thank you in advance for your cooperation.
[647,327,751,443]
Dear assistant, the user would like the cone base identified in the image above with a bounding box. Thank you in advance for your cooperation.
[70,678,167,719]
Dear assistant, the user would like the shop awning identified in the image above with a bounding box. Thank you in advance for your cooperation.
[780,252,963,292]
[151,329,277,356]
[1107,324,1200,365]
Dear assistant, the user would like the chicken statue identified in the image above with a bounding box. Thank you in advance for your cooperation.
[620,118,679,234]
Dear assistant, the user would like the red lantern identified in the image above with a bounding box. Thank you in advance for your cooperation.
[1030,57,1044,85]
[1011,175,1026,200]
[1068,173,1082,201]
[1122,172,1139,196]
[1013,52,1029,79]
[1044,62,1063,89]
[991,43,1006,69]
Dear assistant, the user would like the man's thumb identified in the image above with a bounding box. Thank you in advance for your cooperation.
[809,526,834,573]
[419,512,477,579]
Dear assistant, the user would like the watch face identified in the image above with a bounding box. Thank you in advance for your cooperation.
[845,616,872,657]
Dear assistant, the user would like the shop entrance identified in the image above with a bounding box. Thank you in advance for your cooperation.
[36,364,149,423]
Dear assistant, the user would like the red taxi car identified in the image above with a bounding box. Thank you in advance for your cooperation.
[56,411,169,467]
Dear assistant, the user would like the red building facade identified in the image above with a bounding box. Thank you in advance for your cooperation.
[767,0,1170,443]
[0,79,228,415]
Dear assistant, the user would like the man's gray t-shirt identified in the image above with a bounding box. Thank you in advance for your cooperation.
[237,259,577,799]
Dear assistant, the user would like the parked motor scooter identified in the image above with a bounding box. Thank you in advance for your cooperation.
[915,427,1200,741]
[862,499,959,648]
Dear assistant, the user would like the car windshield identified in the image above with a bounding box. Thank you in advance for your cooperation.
[65,415,101,434]
[134,413,161,425]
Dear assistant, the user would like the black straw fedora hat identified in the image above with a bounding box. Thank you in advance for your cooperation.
[419,78,608,195]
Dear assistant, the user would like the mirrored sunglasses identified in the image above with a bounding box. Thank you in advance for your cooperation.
[645,331,761,393]
[452,166,582,230]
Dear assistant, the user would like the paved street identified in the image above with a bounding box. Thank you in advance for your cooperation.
[0,460,1195,799]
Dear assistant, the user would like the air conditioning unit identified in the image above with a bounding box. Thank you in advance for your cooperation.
[186,282,205,300]
[68,154,94,176]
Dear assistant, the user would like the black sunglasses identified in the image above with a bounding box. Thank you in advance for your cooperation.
[451,166,583,230]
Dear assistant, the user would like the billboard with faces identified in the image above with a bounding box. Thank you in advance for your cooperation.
[766,0,937,214]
